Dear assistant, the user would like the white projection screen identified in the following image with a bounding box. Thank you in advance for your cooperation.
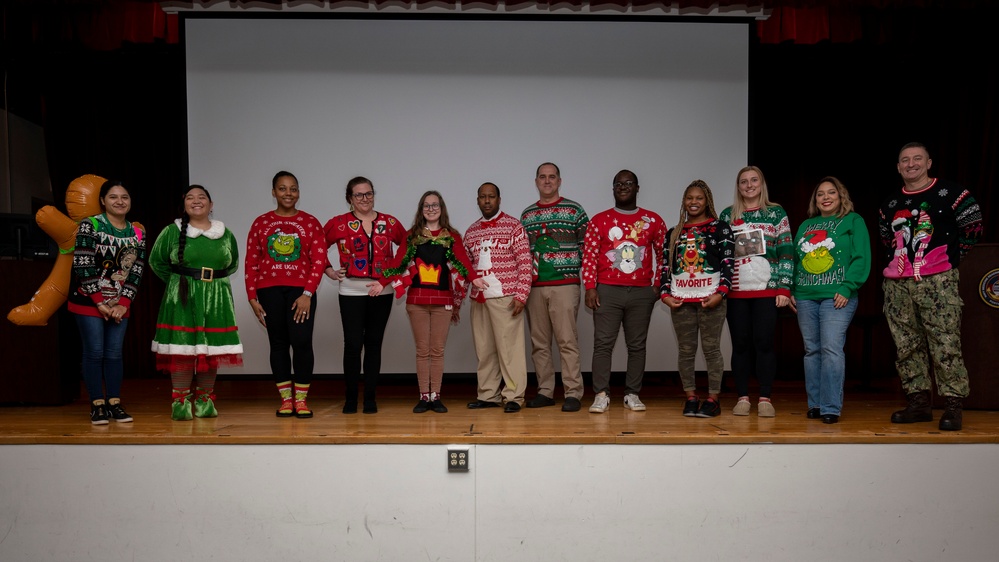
[185,16,749,376]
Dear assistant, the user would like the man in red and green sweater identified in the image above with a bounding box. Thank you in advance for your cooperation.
[520,162,589,412]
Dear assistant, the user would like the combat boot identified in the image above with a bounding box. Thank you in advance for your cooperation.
[890,390,932,423]
[938,397,963,431]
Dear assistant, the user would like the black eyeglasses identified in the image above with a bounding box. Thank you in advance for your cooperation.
[613,180,637,189]
[423,203,441,210]
[352,191,375,201]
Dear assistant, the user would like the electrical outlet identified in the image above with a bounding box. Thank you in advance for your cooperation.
[447,446,469,472]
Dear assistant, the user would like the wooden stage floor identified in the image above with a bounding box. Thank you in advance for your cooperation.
[2,378,997,445]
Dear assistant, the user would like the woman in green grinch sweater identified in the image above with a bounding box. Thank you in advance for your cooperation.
[791,176,870,424]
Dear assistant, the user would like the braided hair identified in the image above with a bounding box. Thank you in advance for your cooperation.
[668,179,718,266]
[177,184,212,306]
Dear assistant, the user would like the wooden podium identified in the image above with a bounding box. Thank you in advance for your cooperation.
[958,243,999,410]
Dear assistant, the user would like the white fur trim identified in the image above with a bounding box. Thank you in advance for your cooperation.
[173,219,226,240]
[151,342,244,355]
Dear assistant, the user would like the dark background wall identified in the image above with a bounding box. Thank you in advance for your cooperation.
[2,2,996,396]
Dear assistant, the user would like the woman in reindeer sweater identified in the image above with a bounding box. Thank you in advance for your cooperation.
[660,179,733,418]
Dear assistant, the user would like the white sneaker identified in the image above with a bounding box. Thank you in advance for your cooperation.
[732,397,751,416]
[757,400,776,417]
[623,393,646,411]
[589,392,610,413]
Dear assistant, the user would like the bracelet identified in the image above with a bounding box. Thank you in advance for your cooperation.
[302,290,314,297]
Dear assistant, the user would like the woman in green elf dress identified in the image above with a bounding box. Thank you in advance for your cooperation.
[149,184,243,421]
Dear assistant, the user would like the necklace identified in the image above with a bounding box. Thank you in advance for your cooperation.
[102,213,132,237]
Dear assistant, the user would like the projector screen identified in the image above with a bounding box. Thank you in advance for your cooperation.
[185,16,749,376]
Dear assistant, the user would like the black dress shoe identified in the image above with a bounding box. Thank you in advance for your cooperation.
[466,400,501,409]
[503,402,521,413]
[562,397,582,412]
[363,401,378,414]
[430,399,448,413]
[413,400,430,413]
[526,395,556,408]
[821,414,839,424]
[342,401,358,414]
[806,407,821,419]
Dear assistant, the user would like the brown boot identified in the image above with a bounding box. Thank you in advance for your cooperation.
[890,390,933,423]
[938,397,963,431]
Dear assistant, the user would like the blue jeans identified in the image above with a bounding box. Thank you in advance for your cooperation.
[75,313,129,402]
[796,297,858,416]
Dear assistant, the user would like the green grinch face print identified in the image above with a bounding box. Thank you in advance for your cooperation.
[268,230,301,262]
[799,230,835,275]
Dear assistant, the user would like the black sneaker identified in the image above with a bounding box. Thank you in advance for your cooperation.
[682,397,700,417]
[107,402,133,423]
[695,399,721,418]
[90,403,110,425]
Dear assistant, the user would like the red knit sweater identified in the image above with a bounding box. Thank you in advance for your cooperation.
[463,212,532,304]
[582,207,667,290]
[244,210,327,300]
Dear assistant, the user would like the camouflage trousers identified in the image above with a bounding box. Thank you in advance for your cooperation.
[670,300,727,394]
[883,269,969,397]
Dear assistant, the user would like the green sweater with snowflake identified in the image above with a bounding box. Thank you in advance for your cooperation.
[520,197,589,287]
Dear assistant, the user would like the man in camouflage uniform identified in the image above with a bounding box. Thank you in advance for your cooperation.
[878,142,983,431]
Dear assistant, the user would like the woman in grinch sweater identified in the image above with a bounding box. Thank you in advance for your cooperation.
[791,177,870,424]
[719,166,794,417]
[149,185,243,421]
[245,171,327,419]
[380,191,487,414]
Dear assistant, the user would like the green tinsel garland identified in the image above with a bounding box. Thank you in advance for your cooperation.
[383,229,469,279]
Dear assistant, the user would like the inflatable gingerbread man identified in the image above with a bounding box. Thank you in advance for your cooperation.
[7,174,145,326]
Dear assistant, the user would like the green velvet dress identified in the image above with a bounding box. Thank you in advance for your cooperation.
[149,220,243,372]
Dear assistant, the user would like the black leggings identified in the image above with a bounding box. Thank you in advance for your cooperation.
[338,293,393,401]
[726,296,778,398]
[257,286,317,385]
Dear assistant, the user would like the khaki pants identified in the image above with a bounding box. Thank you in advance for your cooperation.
[526,284,583,400]
[471,297,528,405]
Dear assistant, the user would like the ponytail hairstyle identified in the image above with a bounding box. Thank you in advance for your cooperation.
[668,179,718,267]
[98,180,125,211]
[345,176,374,212]
[177,184,212,306]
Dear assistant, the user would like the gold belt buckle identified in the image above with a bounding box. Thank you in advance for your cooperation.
[200,267,214,282]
